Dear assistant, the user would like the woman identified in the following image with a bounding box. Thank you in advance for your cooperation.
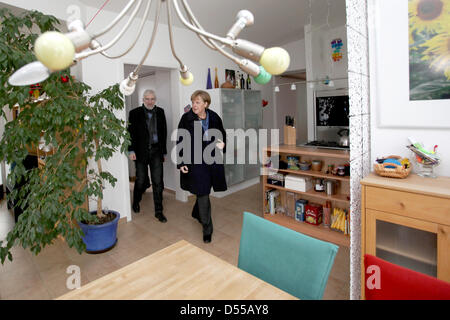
[176,90,227,243]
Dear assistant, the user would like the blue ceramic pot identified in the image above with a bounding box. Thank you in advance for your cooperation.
[78,210,120,253]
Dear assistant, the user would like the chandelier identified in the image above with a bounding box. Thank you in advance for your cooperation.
[8,0,291,96]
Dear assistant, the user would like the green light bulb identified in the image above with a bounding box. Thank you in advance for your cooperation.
[253,66,272,84]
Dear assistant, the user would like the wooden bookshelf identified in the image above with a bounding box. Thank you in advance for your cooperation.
[262,144,351,247]
[264,167,350,182]
[264,183,350,204]
[264,213,350,247]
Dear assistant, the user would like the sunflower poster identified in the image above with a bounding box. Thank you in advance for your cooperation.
[409,0,450,100]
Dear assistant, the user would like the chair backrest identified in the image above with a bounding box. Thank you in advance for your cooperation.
[364,254,450,300]
[238,212,338,300]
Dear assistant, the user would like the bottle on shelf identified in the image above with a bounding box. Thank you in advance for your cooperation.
[240,73,245,90]
[235,71,240,89]
[214,67,219,88]
[206,68,213,89]
[323,201,331,227]
[246,73,251,90]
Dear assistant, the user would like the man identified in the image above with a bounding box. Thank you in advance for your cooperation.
[128,89,167,223]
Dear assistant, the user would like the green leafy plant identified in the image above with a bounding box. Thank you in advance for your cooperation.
[0,8,130,263]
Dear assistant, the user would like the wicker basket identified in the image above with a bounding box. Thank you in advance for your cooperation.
[374,162,411,179]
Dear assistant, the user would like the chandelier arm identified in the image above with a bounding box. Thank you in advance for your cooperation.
[171,0,233,47]
[76,0,144,60]
[101,0,153,59]
[180,0,216,50]
[188,18,216,50]
[91,0,138,39]
[176,0,259,76]
[132,0,163,75]
[166,0,186,69]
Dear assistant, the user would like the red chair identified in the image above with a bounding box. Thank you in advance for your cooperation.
[364,254,450,300]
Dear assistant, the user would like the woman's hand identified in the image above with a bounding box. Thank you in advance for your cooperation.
[180,166,189,173]
[216,139,225,150]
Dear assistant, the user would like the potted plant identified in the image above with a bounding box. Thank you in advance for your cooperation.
[0,8,130,263]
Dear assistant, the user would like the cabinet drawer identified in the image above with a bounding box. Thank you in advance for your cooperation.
[365,186,450,226]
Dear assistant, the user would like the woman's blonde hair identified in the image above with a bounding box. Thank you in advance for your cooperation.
[191,90,211,108]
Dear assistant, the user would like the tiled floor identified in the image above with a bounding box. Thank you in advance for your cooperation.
[0,183,349,300]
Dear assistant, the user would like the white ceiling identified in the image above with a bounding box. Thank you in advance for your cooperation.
[79,0,347,47]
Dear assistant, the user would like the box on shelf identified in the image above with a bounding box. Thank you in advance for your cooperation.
[284,174,313,192]
[295,199,308,222]
[305,203,323,226]
[267,172,285,187]
[287,156,300,170]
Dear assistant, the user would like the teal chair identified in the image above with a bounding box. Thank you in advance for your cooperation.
[238,212,338,300]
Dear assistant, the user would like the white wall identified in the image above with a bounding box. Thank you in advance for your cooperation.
[282,39,306,72]
[369,0,450,177]
[305,24,348,141]
[261,38,306,142]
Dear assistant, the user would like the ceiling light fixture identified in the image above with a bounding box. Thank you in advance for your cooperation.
[8,0,291,96]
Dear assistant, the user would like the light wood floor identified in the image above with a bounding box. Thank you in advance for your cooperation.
[0,183,349,300]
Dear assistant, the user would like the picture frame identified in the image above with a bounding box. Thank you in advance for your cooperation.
[225,69,235,87]
[369,0,450,128]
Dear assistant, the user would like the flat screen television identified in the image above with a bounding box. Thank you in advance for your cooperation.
[315,91,349,127]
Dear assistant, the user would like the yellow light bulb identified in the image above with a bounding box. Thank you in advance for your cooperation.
[34,31,75,71]
[180,72,194,86]
[259,47,290,75]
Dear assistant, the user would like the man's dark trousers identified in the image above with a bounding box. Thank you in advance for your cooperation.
[133,145,164,214]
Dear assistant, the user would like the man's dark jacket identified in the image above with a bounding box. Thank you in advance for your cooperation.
[128,105,167,160]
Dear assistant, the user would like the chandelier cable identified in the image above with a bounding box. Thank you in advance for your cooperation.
[133,0,163,76]
[86,0,111,28]
[101,0,153,59]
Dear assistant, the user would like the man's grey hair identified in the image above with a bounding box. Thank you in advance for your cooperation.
[143,89,156,99]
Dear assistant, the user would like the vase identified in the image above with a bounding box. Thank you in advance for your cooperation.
[78,210,120,253]
[206,68,212,89]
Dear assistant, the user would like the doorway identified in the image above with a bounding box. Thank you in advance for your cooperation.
[123,64,177,193]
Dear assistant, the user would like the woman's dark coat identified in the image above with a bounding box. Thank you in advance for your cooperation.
[176,108,227,195]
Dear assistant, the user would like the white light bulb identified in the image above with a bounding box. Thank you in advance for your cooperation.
[8,61,51,86]
[259,47,290,75]
[180,71,194,86]
[119,78,136,96]
[274,86,280,92]
[291,83,297,91]
[35,31,75,71]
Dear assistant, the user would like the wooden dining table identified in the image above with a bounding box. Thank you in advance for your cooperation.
[57,240,297,300]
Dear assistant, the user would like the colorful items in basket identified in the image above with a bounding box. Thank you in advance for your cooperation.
[287,156,300,170]
[331,207,349,234]
[305,203,323,226]
[374,155,411,179]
